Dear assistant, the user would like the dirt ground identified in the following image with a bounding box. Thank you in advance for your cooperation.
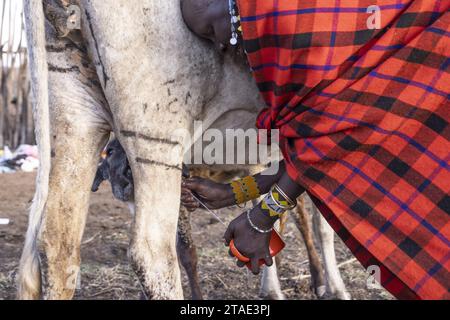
[0,172,393,300]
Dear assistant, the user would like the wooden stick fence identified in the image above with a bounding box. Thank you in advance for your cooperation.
[0,0,34,150]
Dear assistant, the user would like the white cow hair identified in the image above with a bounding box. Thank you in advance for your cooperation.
[18,0,51,300]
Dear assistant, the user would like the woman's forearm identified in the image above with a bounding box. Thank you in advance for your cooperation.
[251,171,305,228]
[276,169,305,201]
[253,161,286,194]
[181,161,287,210]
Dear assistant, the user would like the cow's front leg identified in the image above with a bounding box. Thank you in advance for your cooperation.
[120,136,184,299]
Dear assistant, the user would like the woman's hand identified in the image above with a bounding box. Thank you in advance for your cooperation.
[224,206,275,274]
[181,177,235,211]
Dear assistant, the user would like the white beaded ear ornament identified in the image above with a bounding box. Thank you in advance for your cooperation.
[228,0,241,46]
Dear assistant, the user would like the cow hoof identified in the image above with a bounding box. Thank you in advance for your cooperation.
[315,285,326,299]
[259,290,285,300]
[336,290,351,300]
[139,291,147,300]
[319,290,351,300]
[191,292,204,300]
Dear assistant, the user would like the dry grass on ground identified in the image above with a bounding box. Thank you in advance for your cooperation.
[0,172,392,300]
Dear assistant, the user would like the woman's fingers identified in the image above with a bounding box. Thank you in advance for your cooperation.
[184,204,199,211]
[181,194,193,202]
[182,177,203,192]
[263,253,273,267]
[180,194,197,205]
[181,194,194,202]
[250,258,260,275]
[181,201,199,211]
[230,248,248,268]
[181,188,193,198]
[236,260,246,268]
[223,224,234,246]
[181,188,201,211]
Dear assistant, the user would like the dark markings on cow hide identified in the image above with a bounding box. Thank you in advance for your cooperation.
[143,103,148,113]
[120,130,180,146]
[167,98,178,108]
[167,88,171,96]
[185,91,192,105]
[48,63,80,73]
[120,130,137,138]
[135,157,182,171]
[84,9,110,86]
[46,43,78,53]
[162,79,175,86]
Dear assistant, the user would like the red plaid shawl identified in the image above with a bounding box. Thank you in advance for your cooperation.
[236,0,450,299]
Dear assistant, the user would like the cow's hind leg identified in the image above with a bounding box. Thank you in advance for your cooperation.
[177,206,202,300]
[37,35,110,299]
[310,198,350,300]
[40,113,109,298]
[40,123,108,299]
[292,196,326,298]
[41,113,109,297]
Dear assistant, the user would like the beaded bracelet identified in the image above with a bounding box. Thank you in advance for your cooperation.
[231,179,246,204]
[261,184,297,218]
[241,176,260,200]
[230,176,261,205]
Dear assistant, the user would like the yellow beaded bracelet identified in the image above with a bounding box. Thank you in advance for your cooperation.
[230,180,246,204]
[230,176,261,205]
[241,176,261,201]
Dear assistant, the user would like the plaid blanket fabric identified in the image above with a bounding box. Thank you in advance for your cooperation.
[236,0,450,299]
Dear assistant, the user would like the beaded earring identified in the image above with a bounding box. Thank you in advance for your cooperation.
[228,0,241,46]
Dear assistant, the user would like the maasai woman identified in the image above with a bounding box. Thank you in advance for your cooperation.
[180,0,449,299]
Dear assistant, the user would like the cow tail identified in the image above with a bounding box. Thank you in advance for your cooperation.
[17,0,50,300]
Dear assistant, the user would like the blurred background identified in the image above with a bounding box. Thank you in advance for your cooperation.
[1,0,33,151]
[1,0,37,174]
